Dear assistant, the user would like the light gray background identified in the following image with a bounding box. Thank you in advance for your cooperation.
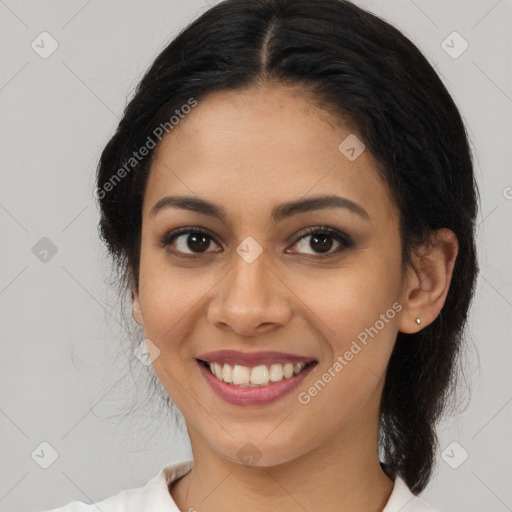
[1,1,511,511]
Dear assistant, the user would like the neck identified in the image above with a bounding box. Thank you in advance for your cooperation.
[170,405,394,512]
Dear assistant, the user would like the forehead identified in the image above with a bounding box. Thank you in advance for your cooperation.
[143,85,396,225]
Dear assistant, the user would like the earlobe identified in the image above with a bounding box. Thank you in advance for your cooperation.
[131,286,144,326]
[398,228,458,334]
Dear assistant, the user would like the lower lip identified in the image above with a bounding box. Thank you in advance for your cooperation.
[197,360,317,406]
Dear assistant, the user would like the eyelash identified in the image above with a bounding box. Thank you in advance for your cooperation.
[159,225,353,260]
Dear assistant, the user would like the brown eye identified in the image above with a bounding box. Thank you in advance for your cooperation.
[306,233,334,253]
[288,226,352,257]
[182,232,211,252]
[161,228,221,257]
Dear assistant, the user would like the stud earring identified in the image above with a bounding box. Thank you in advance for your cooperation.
[415,318,421,325]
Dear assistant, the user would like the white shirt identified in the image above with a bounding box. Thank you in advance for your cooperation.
[41,459,442,511]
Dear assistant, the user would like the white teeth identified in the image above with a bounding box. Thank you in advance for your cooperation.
[213,362,223,380]
[269,363,283,382]
[222,363,233,383]
[294,362,306,374]
[283,362,294,378]
[203,360,312,387]
[251,365,270,385]
[232,365,250,385]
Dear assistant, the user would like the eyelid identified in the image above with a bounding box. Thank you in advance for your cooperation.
[293,225,352,245]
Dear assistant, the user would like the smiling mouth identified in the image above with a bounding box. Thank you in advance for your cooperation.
[196,359,317,387]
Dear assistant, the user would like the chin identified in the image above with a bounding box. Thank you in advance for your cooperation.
[210,434,313,469]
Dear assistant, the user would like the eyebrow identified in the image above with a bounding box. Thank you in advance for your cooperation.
[149,194,370,222]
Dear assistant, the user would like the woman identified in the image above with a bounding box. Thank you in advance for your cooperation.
[43,0,478,510]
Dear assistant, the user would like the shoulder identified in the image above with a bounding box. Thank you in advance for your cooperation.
[38,459,194,512]
[384,475,444,512]
[39,485,154,512]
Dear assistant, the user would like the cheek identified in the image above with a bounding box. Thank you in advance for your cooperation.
[138,240,207,320]
[141,283,200,346]
[136,254,201,352]
[295,258,401,343]
[295,271,401,428]
[138,266,205,405]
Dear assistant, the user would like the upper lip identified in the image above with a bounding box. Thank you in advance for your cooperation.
[197,350,317,367]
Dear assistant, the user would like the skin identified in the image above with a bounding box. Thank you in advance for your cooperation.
[131,84,458,512]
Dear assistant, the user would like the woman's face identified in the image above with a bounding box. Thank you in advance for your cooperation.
[132,84,413,466]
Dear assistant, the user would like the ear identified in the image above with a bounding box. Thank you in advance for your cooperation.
[398,228,458,334]
[131,285,144,326]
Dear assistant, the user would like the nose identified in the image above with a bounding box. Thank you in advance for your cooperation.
[206,251,293,337]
